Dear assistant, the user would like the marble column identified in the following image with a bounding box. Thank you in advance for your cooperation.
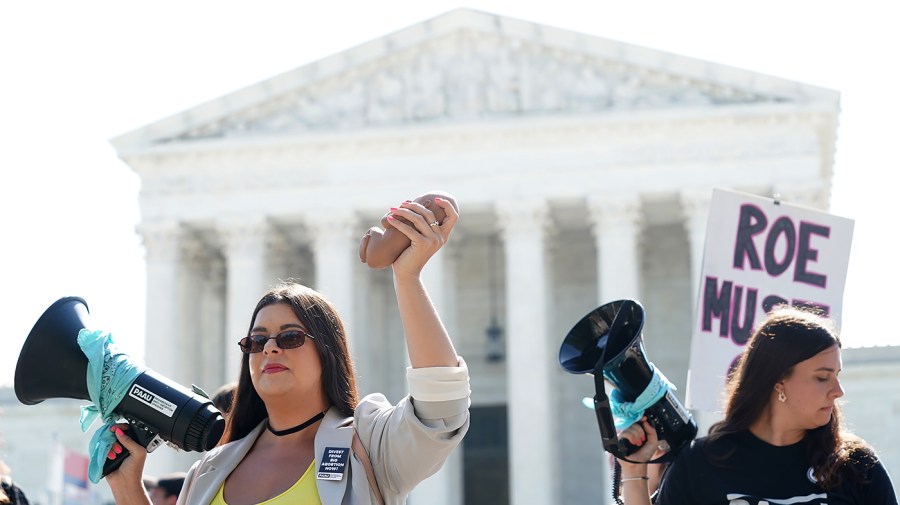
[410,242,463,505]
[200,256,227,389]
[137,220,182,476]
[678,190,719,433]
[496,199,556,505]
[176,234,206,388]
[589,194,643,304]
[139,221,182,380]
[585,194,640,504]
[679,190,713,312]
[306,213,358,354]
[219,217,270,379]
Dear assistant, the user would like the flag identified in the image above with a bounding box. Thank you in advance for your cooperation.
[62,448,90,505]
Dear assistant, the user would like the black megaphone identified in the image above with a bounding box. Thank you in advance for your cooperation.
[559,299,697,460]
[14,297,225,477]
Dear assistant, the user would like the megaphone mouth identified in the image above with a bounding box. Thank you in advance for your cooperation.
[558,300,644,374]
[15,296,91,405]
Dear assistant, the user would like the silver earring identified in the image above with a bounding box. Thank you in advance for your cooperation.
[778,390,787,403]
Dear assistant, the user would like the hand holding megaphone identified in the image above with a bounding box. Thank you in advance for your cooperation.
[618,416,664,461]
[14,297,225,481]
[559,299,697,462]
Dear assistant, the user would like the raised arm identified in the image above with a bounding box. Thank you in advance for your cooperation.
[385,197,460,368]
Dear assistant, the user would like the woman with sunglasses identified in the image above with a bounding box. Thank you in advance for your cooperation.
[615,306,897,504]
[105,197,470,505]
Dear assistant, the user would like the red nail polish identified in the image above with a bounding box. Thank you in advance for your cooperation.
[387,216,395,221]
[116,428,124,436]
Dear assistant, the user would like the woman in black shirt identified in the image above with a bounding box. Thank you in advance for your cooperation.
[618,306,897,504]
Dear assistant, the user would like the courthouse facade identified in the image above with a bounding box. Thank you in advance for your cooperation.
[5,8,896,505]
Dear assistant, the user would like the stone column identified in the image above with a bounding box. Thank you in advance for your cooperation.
[306,213,358,354]
[219,217,270,379]
[176,235,206,388]
[584,194,640,503]
[679,190,719,434]
[137,220,182,476]
[589,194,643,303]
[680,190,712,312]
[139,221,181,379]
[410,243,463,505]
[200,256,227,388]
[496,199,556,505]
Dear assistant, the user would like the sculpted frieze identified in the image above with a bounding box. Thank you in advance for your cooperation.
[171,31,784,142]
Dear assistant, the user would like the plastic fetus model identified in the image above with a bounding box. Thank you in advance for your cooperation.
[358,191,459,269]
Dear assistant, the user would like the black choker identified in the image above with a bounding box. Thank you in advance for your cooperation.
[266,410,326,436]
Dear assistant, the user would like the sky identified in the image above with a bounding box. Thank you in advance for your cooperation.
[1,0,897,387]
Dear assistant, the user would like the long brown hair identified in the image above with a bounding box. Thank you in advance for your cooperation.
[219,282,359,444]
[707,306,872,489]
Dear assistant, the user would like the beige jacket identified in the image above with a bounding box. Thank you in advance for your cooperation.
[177,359,470,505]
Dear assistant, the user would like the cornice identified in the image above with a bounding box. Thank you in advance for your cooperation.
[123,105,830,198]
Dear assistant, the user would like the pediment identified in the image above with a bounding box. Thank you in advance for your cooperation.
[111,8,839,152]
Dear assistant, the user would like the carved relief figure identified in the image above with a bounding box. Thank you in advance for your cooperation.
[407,56,446,119]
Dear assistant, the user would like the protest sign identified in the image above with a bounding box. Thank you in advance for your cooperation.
[686,188,854,412]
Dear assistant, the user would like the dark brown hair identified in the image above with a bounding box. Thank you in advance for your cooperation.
[219,282,359,444]
[708,305,872,489]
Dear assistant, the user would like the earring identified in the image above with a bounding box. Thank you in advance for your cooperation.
[778,389,787,403]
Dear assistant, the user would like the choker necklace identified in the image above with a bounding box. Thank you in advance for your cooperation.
[266,410,327,437]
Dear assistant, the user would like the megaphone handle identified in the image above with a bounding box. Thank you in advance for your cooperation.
[102,447,130,476]
[592,373,644,459]
[617,436,638,455]
[101,422,160,478]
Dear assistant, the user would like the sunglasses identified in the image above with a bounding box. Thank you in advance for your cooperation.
[238,330,315,354]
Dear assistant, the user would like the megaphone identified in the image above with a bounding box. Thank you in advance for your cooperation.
[14,297,225,477]
[559,299,697,461]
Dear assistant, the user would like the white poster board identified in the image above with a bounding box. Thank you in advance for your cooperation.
[686,188,854,412]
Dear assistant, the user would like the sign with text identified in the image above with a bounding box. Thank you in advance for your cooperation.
[686,188,854,412]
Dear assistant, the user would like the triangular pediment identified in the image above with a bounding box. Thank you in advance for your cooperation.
[111,8,838,152]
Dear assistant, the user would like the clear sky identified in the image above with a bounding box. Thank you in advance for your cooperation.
[2,0,897,387]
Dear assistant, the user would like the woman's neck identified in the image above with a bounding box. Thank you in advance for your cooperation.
[749,411,805,446]
[264,391,330,436]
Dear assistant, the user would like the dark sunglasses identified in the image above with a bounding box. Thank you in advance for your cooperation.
[238,330,315,354]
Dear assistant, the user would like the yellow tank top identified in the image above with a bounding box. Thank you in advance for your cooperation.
[209,459,320,505]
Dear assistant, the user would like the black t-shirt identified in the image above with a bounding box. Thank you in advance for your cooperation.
[656,431,897,505]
